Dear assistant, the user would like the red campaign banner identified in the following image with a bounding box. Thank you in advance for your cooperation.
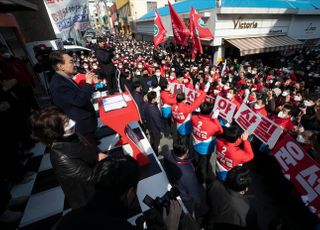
[190,7,203,59]
[154,10,167,48]
[234,103,261,134]
[190,7,214,39]
[272,134,320,218]
[253,115,283,149]
[213,95,237,123]
[168,1,190,46]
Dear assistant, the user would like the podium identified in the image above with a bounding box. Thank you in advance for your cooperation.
[99,92,150,166]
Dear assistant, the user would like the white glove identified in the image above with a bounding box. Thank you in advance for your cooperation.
[212,109,220,119]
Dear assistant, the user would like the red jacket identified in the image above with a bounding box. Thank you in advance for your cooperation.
[253,106,268,117]
[274,117,294,131]
[216,138,254,171]
[191,115,223,141]
[161,90,177,106]
[230,97,241,110]
[172,90,206,124]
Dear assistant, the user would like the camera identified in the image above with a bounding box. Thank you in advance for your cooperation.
[135,187,180,229]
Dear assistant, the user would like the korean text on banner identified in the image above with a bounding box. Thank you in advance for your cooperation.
[45,0,89,33]
[254,115,283,149]
[272,134,320,217]
[213,95,237,123]
[234,103,261,134]
[169,83,185,94]
[184,88,201,103]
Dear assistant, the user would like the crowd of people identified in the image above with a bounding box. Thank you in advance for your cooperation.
[0,31,320,229]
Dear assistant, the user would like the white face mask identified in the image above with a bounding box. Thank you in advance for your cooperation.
[63,119,76,137]
[293,95,301,102]
[277,111,286,118]
[296,135,306,144]
[183,79,189,83]
[282,91,289,97]
[254,103,261,110]
[214,90,220,95]
[210,71,215,75]
[83,65,89,69]
[304,100,313,107]
[136,71,141,75]
[138,65,143,69]
[92,65,98,69]
[155,72,161,77]
[224,85,230,90]
[226,93,233,99]
[170,75,175,80]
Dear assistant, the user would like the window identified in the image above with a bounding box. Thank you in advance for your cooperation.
[147,1,157,12]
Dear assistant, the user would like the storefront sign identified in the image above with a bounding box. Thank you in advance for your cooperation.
[233,17,258,29]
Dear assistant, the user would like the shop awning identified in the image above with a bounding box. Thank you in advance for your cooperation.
[0,0,38,12]
[225,35,303,56]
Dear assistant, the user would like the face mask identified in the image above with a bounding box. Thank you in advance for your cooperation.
[183,79,189,83]
[138,65,143,69]
[92,65,98,69]
[83,65,89,69]
[119,65,123,69]
[161,61,166,64]
[277,111,286,118]
[282,91,289,97]
[254,103,261,110]
[170,75,175,80]
[214,90,220,95]
[226,93,232,99]
[165,74,169,77]
[155,72,161,77]
[63,119,76,137]
[1,53,11,59]
[293,95,301,102]
[224,85,230,90]
[304,100,313,107]
[296,135,306,144]
[210,71,215,75]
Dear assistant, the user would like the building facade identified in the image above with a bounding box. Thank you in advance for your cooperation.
[116,0,169,33]
[136,0,320,63]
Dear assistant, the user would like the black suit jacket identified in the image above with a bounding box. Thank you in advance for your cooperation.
[50,72,97,134]
[143,102,162,134]
[151,75,168,88]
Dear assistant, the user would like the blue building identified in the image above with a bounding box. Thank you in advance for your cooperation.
[136,0,320,63]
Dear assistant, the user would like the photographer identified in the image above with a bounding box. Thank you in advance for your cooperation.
[54,155,182,230]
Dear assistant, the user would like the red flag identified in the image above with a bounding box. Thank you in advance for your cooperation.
[191,7,214,39]
[168,1,190,46]
[154,10,167,48]
[190,7,203,59]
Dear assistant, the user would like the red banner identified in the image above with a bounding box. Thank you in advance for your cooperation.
[190,7,203,59]
[190,7,214,39]
[154,10,167,48]
[272,134,320,218]
[168,1,190,46]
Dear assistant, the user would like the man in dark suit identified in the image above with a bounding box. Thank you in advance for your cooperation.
[94,38,118,93]
[151,67,168,88]
[49,51,97,147]
[144,91,163,155]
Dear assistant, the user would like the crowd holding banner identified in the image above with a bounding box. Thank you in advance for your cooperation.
[167,80,320,217]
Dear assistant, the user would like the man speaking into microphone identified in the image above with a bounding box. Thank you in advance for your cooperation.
[49,51,98,147]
